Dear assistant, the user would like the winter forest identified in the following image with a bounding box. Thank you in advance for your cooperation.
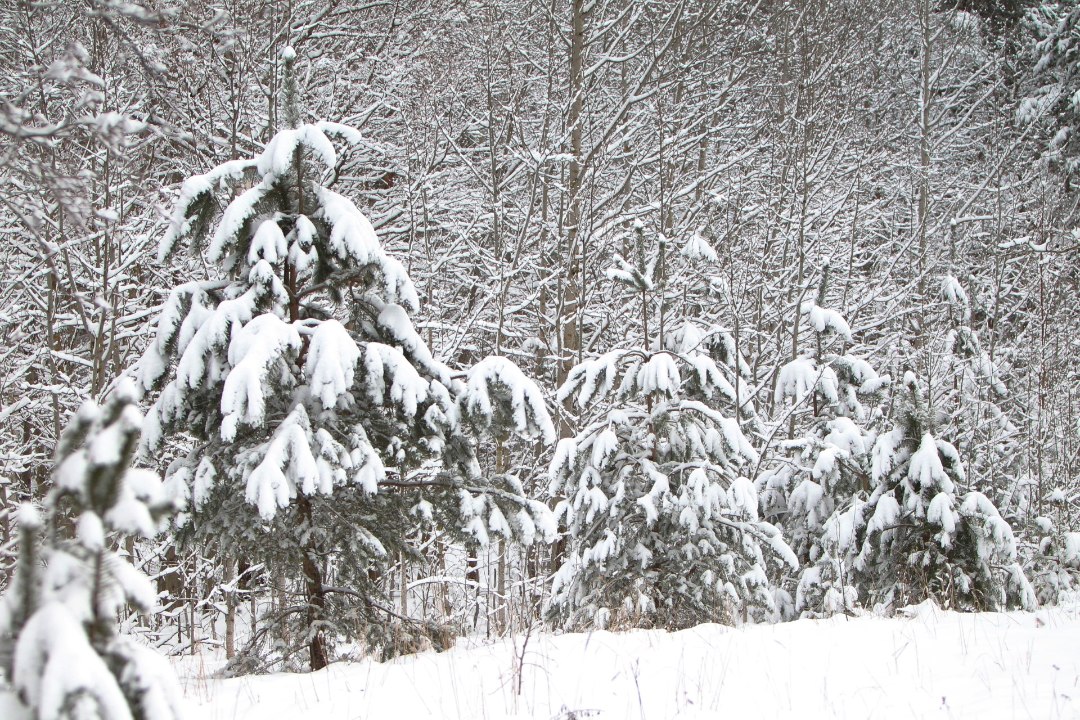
[1,0,1079,717]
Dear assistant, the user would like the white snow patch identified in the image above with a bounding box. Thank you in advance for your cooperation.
[165,605,1080,720]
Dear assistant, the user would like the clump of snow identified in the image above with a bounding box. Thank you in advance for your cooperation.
[941,274,971,320]
[305,320,361,410]
[927,492,958,546]
[684,353,736,402]
[357,342,428,417]
[590,428,619,468]
[824,417,866,457]
[558,351,621,408]
[801,300,853,342]
[375,303,451,385]
[16,502,41,531]
[871,427,903,483]
[256,125,337,180]
[245,406,320,519]
[682,231,718,262]
[220,313,302,441]
[775,357,838,405]
[13,603,133,720]
[316,120,365,146]
[316,187,419,311]
[1064,533,1080,567]
[207,183,268,265]
[635,353,681,396]
[908,433,954,493]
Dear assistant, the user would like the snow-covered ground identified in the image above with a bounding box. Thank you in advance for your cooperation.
[171,602,1080,720]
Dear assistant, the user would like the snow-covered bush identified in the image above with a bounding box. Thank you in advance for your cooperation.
[756,271,1033,616]
[937,275,1026,515]
[0,381,183,720]
[1021,495,1080,606]
[777,412,874,619]
[134,49,554,670]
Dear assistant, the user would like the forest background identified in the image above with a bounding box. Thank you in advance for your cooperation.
[1,0,1079,675]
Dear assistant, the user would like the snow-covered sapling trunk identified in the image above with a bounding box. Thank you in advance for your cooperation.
[135,48,555,670]
[0,380,183,720]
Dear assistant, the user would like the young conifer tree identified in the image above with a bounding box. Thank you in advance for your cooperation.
[135,49,554,670]
[757,267,890,617]
[0,380,183,720]
[937,275,1025,514]
[923,275,1041,608]
[549,225,796,630]
[850,371,1036,611]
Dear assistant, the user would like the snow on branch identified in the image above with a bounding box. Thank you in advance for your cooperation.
[305,319,361,410]
[316,187,419,311]
[800,300,852,342]
[244,406,320,519]
[463,356,556,443]
[558,350,623,408]
[257,124,338,180]
[356,341,429,417]
[159,158,256,261]
[908,433,955,494]
[221,313,302,441]
[775,357,839,405]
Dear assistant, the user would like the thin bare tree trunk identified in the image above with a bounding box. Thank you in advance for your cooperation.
[224,559,236,660]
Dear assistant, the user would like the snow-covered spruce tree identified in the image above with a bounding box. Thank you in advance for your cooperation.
[938,275,1023,512]
[756,268,891,618]
[548,227,796,630]
[939,276,1080,605]
[0,381,183,720]
[1027,502,1080,605]
[1023,2,1080,182]
[846,371,1035,611]
[135,49,554,671]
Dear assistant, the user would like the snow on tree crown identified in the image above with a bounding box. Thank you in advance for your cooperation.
[157,120,417,312]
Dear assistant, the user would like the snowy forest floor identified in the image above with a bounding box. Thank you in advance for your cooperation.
[166,601,1080,720]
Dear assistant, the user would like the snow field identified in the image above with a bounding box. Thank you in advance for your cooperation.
[176,603,1080,720]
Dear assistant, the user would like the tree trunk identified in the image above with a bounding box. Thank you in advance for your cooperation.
[551,0,588,579]
[224,559,236,659]
[916,0,932,301]
[559,0,586,396]
[297,493,329,671]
